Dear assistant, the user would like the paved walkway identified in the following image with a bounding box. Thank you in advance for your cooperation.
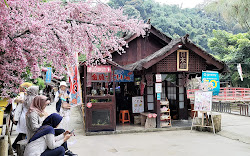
[10,102,250,155]
[217,112,250,144]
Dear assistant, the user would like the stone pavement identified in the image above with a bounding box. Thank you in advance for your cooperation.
[217,112,250,144]
[9,102,250,156]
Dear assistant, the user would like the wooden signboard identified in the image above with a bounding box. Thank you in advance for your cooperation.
[191,91,215,134]
[177,50,189,71]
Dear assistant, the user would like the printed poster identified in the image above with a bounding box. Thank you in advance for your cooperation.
[202,71,220,96]
[194,91,212,111]
[132,96,144,113]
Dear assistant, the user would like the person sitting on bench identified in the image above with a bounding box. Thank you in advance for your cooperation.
[24,113,76,156]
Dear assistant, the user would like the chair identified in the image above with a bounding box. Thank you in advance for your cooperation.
[119,110,130,124]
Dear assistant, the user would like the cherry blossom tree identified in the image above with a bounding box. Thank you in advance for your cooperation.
[0,0,146,97]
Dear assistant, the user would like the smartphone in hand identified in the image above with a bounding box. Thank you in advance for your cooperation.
[70,129,75,136]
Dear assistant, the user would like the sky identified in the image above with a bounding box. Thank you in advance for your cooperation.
[100,0,205,8]
[154,0,205,8]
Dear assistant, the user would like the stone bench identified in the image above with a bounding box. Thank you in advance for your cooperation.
[140,112,157,128]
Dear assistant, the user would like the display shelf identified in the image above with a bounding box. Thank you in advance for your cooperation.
[160,99,171,127]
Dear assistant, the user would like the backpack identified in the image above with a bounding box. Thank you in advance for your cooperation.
[56,90,70,112]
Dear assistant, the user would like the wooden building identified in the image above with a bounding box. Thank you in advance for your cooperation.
[81,25,227,132]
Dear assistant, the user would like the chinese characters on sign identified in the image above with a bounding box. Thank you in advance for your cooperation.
[177,50,189,71]
[87,70,134,83]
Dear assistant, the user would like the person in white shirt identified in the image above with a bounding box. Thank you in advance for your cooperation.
[24,113,73,156]
[54,81,72,130]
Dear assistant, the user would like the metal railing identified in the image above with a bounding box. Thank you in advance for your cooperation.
[187,88,250,116]
[187,88,250,102]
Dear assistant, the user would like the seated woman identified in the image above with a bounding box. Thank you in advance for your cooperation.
[26,95,77,156]
[24,113,72,156]
[26,95,49,140]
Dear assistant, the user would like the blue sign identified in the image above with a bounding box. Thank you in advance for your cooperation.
[114,70,134,82]
[202,71,220,96]
[157,93,161,100]
[45,67,52,83]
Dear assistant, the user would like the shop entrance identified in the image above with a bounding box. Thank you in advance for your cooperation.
[115,82,140,124]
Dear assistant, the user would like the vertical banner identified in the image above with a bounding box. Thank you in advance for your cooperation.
[202,71,220,96]
[45,67,52,83]
[69,53,82,106]
[237,63,243,81]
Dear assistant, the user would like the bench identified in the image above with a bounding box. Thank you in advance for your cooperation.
[140,112,157,128]
[16,139,28,156]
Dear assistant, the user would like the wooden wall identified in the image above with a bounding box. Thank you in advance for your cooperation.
[112,35,167,66]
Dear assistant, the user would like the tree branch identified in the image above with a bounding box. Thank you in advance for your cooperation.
[9,29,30,41]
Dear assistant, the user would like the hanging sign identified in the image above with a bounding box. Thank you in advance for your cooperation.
[87,66,111,73]
[157,93,161,100]
[87,70,134,83]
[155,83,162,93]
[155,74,162,82]
[177,50,189,71]
[45,67,52,83]
[194,91,212,111]
[113,70,134,82]
[88,73,110,82]
[202,71,220,96]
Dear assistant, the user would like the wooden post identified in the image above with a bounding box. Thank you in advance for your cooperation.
[156,100,160,128]
[83,65,87,133]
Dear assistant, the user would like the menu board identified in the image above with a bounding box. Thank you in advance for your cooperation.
[194,91,212,111]
[132,96,144,113]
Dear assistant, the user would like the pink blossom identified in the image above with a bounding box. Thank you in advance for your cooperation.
[0,0,145,98]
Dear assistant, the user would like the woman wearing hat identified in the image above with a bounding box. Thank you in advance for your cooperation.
[54,81,72,130]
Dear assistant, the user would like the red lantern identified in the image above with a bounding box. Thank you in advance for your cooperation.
[153,114,157,118]
[87,102,92,108]
[148,114,152,118]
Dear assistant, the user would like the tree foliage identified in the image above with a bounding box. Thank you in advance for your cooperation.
[208,30,250,87]
[108,0,247,53]
[0,0,145,97]
[205,0,250,31]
